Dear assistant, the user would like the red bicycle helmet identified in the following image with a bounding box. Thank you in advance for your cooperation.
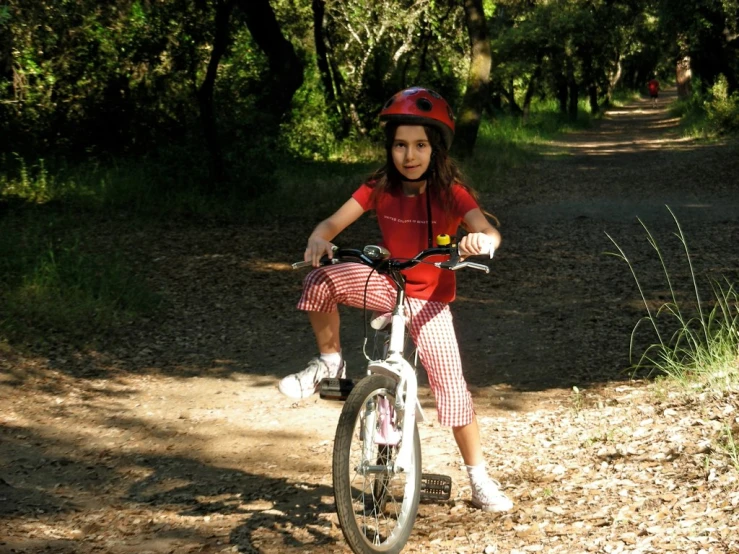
[379,87,455,149]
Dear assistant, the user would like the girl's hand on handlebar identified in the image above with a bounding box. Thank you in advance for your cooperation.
[458,232,494,258]
[305,236,336,267]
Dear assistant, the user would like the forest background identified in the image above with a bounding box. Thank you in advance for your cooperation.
[1,0,738,345]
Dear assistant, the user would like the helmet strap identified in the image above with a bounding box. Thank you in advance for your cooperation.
[426,181,433,248]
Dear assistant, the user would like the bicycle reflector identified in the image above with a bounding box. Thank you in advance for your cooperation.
[436,234,451,246]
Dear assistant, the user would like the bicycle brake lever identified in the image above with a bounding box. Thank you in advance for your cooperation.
[438,247,461,270]
[456,261,490,273]
[436,259,490,273]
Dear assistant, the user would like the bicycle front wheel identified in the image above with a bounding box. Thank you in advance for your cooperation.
[332,374,421,554]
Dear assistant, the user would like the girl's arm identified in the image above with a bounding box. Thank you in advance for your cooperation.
[458,207,502,257]
[305,198,365,266]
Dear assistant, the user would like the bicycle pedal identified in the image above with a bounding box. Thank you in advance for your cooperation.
[420,473,452,502]
[319,378,357,401]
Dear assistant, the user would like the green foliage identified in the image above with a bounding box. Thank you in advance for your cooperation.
[318,0,468,134]
[0,92,589,222]
[705,75,739,132]
[656,0,738,89]
[4,0,734,204]
[464,97,593,190]
[671,75,739,137]
[488,0,653,116]
[280,65,339,160]
[606,208,739,390]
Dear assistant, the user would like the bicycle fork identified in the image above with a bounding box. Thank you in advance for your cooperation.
[361,354,423,474]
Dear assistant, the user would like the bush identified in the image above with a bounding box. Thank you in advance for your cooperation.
[671,75,739,138]
[705,75,739,133]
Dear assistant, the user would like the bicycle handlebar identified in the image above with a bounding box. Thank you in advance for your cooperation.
[292,244,490,274]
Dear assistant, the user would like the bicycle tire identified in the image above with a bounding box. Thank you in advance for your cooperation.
[332,374,421,554]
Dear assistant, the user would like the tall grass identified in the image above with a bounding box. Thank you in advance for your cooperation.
[606,207,739,390]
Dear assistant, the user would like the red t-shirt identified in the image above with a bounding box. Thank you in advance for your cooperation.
[352,183,479,302]
[648,80,659,95]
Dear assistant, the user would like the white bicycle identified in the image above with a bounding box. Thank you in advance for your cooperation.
[293,234,491,554]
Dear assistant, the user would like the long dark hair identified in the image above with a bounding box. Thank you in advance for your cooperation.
[366,122,480,226]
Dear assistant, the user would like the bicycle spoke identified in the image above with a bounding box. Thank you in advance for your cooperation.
[333,376,421,553]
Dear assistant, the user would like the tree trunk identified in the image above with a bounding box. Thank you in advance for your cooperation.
[197,0,236,192]
[588,84,599,114]
[453,0,491,158]
[581,49,599,115]
[567,58,578,121]
[676,56,692,98]
[0,26,12,93]
[312,0,336,106]
[238,0,304,120]
[501,84,523,115]
[323,30,348,135]
[605,57,623,106]
[522,60,543,122]
[312,0,349,135]
[555,69,568,114]
[568,81,579,121]
[417,3,454,83]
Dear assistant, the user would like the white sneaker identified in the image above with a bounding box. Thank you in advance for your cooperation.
[470,478,513,512]
[278,357,346,399]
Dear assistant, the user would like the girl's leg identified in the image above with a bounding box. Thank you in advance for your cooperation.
[279,264,396,399]
[406,300,474,428]
[452,418,483,466]
[406,299,512,512]
[309,310,341,354]
[299,264,396,351]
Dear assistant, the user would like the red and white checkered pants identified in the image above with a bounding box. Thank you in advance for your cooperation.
[297,262,474,427]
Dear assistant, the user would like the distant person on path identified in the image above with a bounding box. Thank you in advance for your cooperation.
[648,78,660,107]
[277,87,513,513]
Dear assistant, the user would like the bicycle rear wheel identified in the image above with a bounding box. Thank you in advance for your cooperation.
[332,374,421,554]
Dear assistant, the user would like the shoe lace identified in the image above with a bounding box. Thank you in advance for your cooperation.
[473,478,506,501]
[294,358,324,383]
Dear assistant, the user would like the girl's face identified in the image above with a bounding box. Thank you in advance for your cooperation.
[391,125,432,184]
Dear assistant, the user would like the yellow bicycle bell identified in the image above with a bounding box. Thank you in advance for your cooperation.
[436,234,451,246]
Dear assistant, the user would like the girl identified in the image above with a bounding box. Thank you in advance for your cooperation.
[278,87,512,512]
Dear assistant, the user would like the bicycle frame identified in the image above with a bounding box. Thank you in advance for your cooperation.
[361,249,448,477]
[365,297,425,474]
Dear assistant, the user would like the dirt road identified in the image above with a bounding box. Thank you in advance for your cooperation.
[2,90,739,553]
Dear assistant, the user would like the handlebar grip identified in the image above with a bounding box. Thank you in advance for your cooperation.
[458,234,495,258]
[478,242,494,257]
